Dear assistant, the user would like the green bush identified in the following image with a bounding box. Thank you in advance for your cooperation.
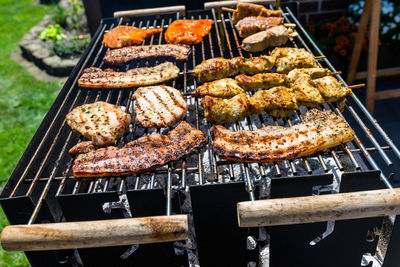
[53,4,68,27]
[39,24,66,41]
[52,35,89,57]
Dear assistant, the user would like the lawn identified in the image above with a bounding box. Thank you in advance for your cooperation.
[0,0,62,266]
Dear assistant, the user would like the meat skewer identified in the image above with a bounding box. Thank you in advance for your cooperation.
[211,109,355,163]
[235,16,284,38]
[192,47,321,82]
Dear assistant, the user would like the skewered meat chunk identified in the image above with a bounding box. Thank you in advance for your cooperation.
[72,121,207,178]
[275,57,319,74]
[231,3,282,24]
[201,94,252,124]
[211,109,355,162]
[66,102,131,146]
[165,19,214,45]
[201,86,298,123]
[78,62,180,88]
[290,74,325,107]
[235,16,284,38]
[270,47,315,61]
[102,25,163,48]
[194,78,245,98]
[313,76,352,103]
[235,73,287,91]
[242,25,291,52]
[249,86,298,117]
[192,57,243,82]
[103,44,190,66]
[286,68,332,83]
[133,85,187,128]
[238,55,275,75]
[192,56,274,82]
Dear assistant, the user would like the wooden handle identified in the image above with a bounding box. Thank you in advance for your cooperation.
[237,188,400,227]
[114,5,186,18]
[204,0,276,11]
[1,215,188,251]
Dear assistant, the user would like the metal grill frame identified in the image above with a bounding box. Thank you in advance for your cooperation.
[1,4,400,266]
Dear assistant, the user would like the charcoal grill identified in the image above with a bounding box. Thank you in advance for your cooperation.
[2,1,400,266]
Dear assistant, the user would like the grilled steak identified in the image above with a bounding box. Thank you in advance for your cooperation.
[133,85,187,128]
[235,16,284,38]
[78,62,180,88]
[211,109,355,162]
[165,19,214,45]
[103,44,191,66]
[66,102,131,146]
[72,121,207,177]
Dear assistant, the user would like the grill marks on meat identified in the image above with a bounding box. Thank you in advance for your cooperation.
[235,73,287,91]
[66,102,131,146]
[133,85,187,128]
[235,16,284,38]
[103,44,190,66]
[72,121,207,178]
[102,25,163,48]
[211,109,355,162]
[78,62,180,88]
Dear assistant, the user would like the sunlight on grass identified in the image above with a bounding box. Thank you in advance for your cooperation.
[0,0,62,265]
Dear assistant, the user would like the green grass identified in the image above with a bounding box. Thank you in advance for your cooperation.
[0,1,62,266]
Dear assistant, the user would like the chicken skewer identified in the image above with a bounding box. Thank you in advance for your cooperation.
[193,68,342,97]
[199,75,361,123]
[192,47,321,82]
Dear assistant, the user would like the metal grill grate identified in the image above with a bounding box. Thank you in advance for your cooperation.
[1,7,400,264]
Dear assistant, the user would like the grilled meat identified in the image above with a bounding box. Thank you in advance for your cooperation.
[235,73,287,91]
[275,57,319,74]
[133,85,187,128]
[242,25,291,52]
[194,78,245,98]
[235,16,284,38]
[192,56,274,82]
[249,86,298,115]
[290,74,325,107]
[270,47,315,60]
[201,86,298,123]
[72,121,207,178]
[231,3,282,24]
[69,141,96,155]
[66,102,131,146]
[201,93,252,124]
[192,57,243,83]
[313,76,352,103]
[238,55,275,75]
[103,44,190,66]
[211,109,355,162]
[102,25,163,48]
[165,19,214,45]
[286,68,332,83]
[78,62,180,88]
